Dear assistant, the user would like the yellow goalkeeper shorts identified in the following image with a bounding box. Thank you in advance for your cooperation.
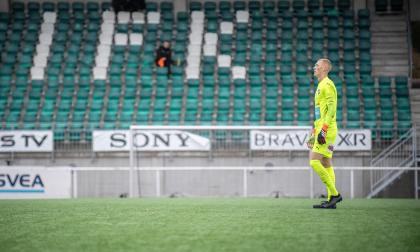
[311,126,337,159]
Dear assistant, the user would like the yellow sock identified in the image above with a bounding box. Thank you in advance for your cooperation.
[325,166,336,200]
[310,160,338,197]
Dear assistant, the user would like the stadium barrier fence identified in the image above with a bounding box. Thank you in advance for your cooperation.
[68,166,420,199]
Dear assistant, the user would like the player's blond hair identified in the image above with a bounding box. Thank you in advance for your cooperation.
[319,58,332,73]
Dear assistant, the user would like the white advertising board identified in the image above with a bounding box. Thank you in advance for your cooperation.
[0,131,53,152]
[93,130,211,152]
[250,129,371,151]
[0,167,72,199]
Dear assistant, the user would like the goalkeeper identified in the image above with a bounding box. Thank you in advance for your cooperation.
[307,59,342,209]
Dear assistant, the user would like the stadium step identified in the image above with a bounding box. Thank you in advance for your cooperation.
[372,66,410,76]
[372,59,408,66]
[370,21,407,32]
[371,13,409,76]
[371,15,406,23]
[371,35,407,44]
[371,44,408,53]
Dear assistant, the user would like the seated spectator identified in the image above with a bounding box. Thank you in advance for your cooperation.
[155,41,172,73]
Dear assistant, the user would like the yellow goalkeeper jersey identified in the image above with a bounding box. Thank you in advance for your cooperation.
[314,76,337,129]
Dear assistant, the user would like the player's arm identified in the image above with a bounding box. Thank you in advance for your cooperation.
[322,84,337,127]
[317,85,336,144]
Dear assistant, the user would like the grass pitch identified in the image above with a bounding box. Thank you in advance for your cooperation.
[1,198,419,252]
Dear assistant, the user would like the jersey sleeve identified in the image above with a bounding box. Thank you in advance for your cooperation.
[321,83,337,127]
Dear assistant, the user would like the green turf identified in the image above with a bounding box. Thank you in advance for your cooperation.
[0,199,420,252]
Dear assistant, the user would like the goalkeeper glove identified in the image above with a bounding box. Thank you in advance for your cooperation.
[317,124,328,145]
[307,129,315,149]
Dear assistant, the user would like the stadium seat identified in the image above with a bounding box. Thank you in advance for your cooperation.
[147,12,160,24]
[232,67,246,79]
[236,11,249,23]
[375,0,388,12]
[391,0,404,12]
[220,22,233,34]
[277,0,290,11]
[338,0,351,10]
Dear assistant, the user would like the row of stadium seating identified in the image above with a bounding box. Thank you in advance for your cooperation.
[10,1,113,13]
[0,74,411,129]
[10,1,352,13]
[189,0,352,12]
[0,1,411,142]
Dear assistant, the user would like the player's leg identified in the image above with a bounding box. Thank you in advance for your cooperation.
[313,158,336,208]
[311,154,342,208]
[322,157,335,201]
[311,127,343,208]
[310,150,338,209]
[310,126,339,194]
[310,151,338,197]
[323,163,342,207]
[319,129,342,207]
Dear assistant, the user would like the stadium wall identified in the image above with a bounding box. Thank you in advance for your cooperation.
[1,164,414,199]
[377,171,416,198]
[0,150,373,199]
[74,168,368,199]
[1,154,371,198]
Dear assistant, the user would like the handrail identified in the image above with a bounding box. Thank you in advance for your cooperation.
[370,152,415,188]
[370,128,414,166]
[367,126,417,198]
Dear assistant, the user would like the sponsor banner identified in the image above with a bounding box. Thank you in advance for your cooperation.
[0,131,53,152]
[93,130,211,152]
[0,167,71,199]
[335,129,372,151]
[250,129,371,151]
[93,130,128,152]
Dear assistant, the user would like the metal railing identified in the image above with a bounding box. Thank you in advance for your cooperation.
[0,126,413,158]
[368,127,417,198]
